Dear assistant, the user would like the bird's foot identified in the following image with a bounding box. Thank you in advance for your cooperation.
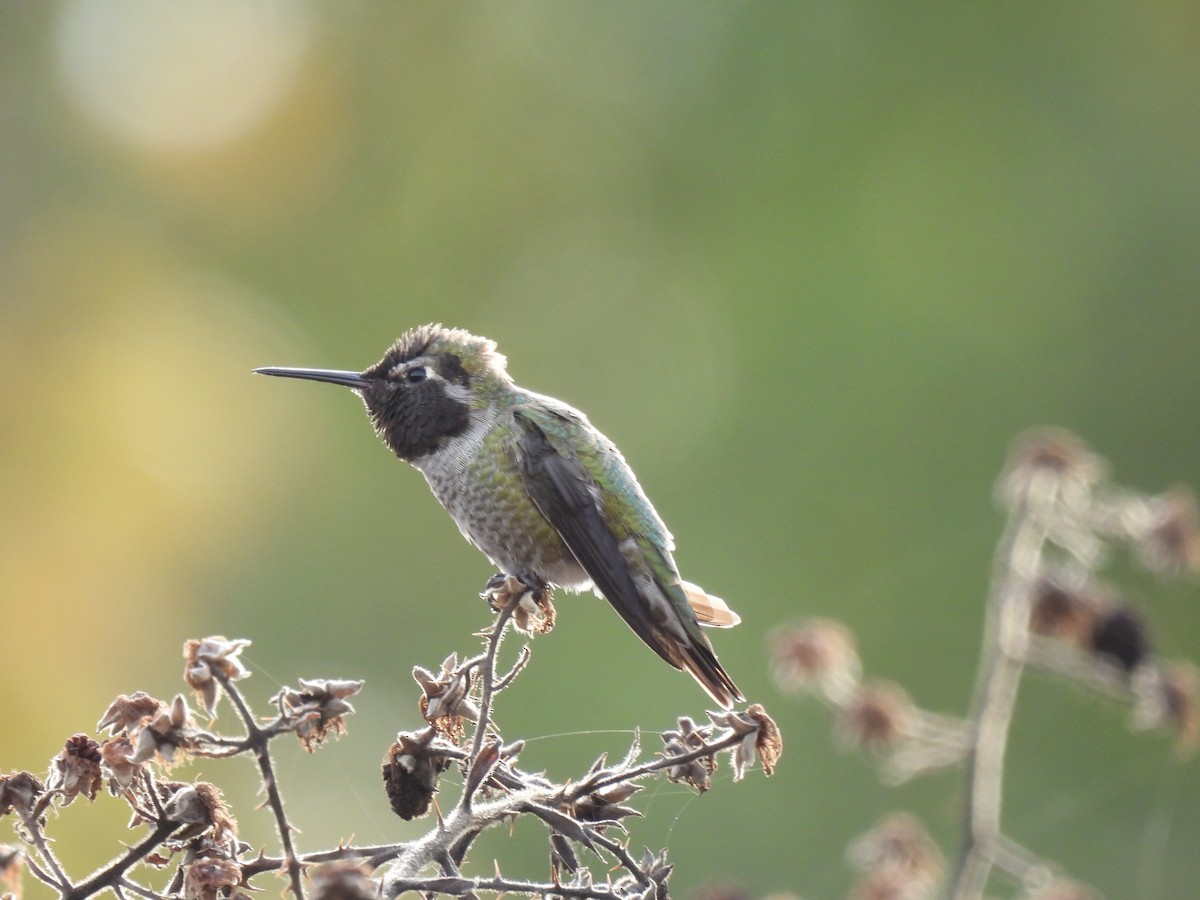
[481,573,556,636]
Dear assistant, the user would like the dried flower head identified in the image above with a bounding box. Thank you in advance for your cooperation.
[184,636,252,716]
[97,692,167,736]
[183,857,242,900]
[0,772,44,819]
[847,813,943,900]
[160,781,237,842]
[46,734,103,806]
[99,736,143,795]
[382,729,456,820]
[1028,577,1100,645]
[0,843,20,898]
[413,654,479,742]
[1087,605,1151,674]
[997,428,1105,522]
[836,681,916,752]
[274,679,363,751]
[835,681,916,753]
[569,781,643,825]
[1130,661,1198,756]
[660,716,716,793]
[709,705,783,780]
[129,694,199,766]
[310,860,379,900]
[1135,486,1200,576]
[611,849,671,900]
[769,619,860,701]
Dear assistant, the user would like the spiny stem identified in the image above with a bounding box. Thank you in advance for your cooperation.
[384,873,627,898]
[20,805,71,892]
[18,848,66,895]
[467,601,517,767]
[241,842,408,879]
[493,645,532,692]
[117,876,167,900]
[62,819,179,900]
[586,831,650,886]
[213,669,305,900]
[582,727,747,797]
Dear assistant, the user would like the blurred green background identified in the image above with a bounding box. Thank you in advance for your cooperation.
[2,2,1198,896]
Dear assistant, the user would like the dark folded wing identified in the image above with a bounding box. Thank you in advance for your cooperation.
[514,412,679,667]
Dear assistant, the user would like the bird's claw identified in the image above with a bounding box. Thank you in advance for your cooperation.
[481,573,555,635]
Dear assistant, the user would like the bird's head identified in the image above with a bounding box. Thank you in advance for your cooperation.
[255,324,511,460]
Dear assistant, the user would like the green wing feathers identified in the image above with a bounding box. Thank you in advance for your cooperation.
[514,402,742,708]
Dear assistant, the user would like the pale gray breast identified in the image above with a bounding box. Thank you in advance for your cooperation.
[410,407,499,527]
[410,408,590,590]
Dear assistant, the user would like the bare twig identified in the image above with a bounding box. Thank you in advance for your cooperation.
[465,601,518,766]
[19,804,71,893]
[211,668,305,900]
[62,819,180,900]
[949,492,1048,899]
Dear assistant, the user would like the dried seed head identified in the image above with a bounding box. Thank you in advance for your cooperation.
[0,772,44,819]
[413,654,479,743]
[661,716,716,793]
[97,692,166,736]
[129,694,199,766]
[1131,661,1199,756]
[382,729,455,820]
[183,636,252,716]
[1028,578,1100,645]
[612,849,671,900]
[183,857,241,900]
[847,813,943,900]
[310,861,378,900]
[997,428,1104,511]
[0,844,22,899]
[99,737,143,794]
[1088,606,1151,674]
[46,734,103,806]
[769,619,860,701]
[274,679,363,751]
[161,781,237,842]
[837,681,916,752]
[1135,486,1200,576]
[570,781,644,825]
[747,704,784,777]
[709,704,784,780]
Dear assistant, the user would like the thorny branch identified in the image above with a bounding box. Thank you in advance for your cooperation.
[1,578,779,900]
[210,666,305,900]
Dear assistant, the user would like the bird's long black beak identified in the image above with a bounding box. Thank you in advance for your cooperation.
[253,367,368,390]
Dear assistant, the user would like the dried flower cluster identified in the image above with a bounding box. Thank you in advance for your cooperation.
[771,428,1198,898]
[846,813,945,900]
[2,593,778,900]
[377,593,781,899]
[770,622,969,786]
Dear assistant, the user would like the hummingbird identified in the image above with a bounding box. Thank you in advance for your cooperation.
[255,324,743,707]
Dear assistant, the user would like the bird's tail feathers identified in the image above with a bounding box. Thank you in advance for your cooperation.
[677,638,744,709]
[681,581,741,628]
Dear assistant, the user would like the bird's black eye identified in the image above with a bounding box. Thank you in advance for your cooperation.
[406,366,428,383]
